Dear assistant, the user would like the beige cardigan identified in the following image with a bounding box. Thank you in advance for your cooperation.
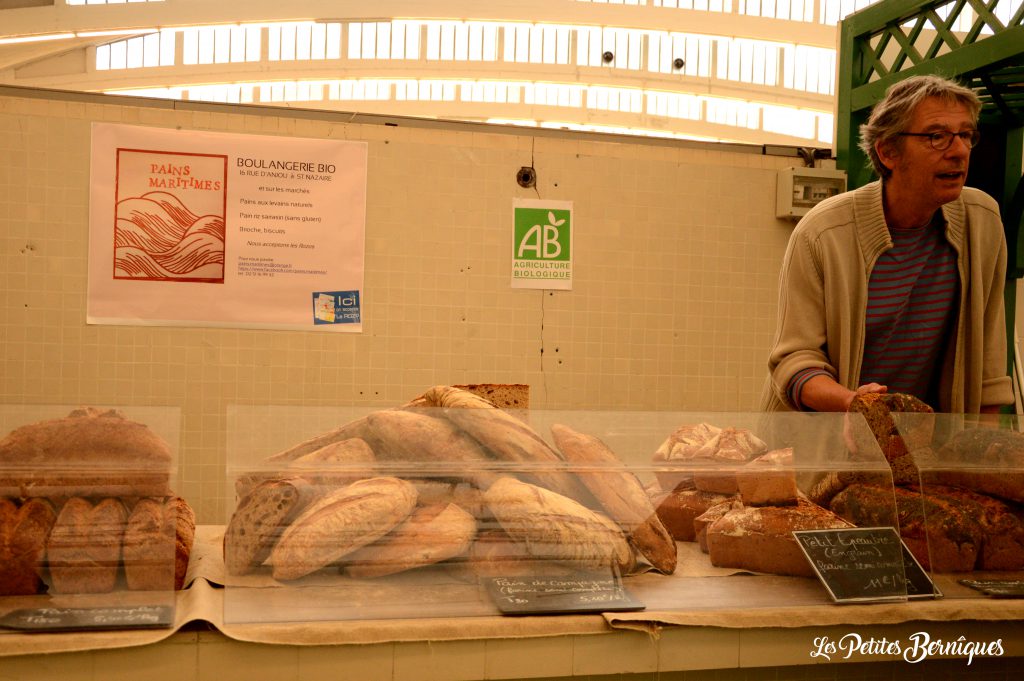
[761,180,1014,413]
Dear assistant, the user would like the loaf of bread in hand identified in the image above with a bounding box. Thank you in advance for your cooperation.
[47,497,128,593]
[551,423,676,573]
[0,497,56,596]
[269,477,417,581]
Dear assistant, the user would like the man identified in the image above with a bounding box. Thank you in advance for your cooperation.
[761,74,1014,414]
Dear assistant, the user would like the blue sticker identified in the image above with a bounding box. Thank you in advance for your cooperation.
[312,290,361,325]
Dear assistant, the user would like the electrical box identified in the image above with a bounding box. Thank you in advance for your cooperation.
[776,166,847,219]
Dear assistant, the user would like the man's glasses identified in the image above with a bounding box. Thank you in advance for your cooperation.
[896,129,981,151]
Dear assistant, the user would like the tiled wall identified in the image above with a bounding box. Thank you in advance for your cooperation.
[0,89,802,522]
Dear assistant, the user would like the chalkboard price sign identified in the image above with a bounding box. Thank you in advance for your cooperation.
[486,574,645,615]
[793,527,939,603]
[0,605,174,632]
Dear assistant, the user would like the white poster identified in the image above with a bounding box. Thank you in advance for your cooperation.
[87,123,367,331]
[511,199,573,291]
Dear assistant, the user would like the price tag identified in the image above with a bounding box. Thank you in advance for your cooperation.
[793,527,940,603]
[0,605,174,632]
[485,574,644,615]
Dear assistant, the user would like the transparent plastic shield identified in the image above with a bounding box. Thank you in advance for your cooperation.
[900,412,1024,600]
[0,405,181,632]
[223,406,912,624]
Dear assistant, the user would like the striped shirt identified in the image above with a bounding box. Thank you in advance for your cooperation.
[788,216,958,409]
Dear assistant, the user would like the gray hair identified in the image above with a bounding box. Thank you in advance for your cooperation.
[858,74,982,178]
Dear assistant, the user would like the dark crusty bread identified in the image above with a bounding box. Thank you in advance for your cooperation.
[123,496,196,591]
[829,483,980,572]
[0,408,173,498]
[705,498,852,577]
[551,423,676,574]
[921,485,1024,571]
[694,500,740,553]
[847,393,932,485]
[0,497,57,596]
[224,477,315,576]
[47,497,128,593]
[654,485,735,542]
[453,383,530,410]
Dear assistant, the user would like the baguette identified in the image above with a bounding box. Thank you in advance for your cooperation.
[269,477,417,581]
[551,423,676,573]
[483,477,634,572]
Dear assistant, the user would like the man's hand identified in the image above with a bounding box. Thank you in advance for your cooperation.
[800,375,887,413]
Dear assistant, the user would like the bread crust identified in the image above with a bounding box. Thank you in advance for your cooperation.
[269,477,417,581]
[551,423,676,573]
[48,497,128,593]
[123,496,196,590]
[0,497,57,596]
[224,477,315,576]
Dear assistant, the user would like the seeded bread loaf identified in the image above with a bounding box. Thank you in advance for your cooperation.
[224,477,315,576]
[551,423,676,573]
[847,393,932,485]
[0,497,57,596]
[829,483,980,572]
[919,485,1024,571]
[929,428,1024,504]
[269,477,417,581]
[706,498,853,577]
[47,497,128,593]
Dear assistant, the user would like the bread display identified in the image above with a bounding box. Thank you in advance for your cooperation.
[0,497,56,596]
[483,476,634,572]
[343,502,477,578]
[550,423,676,573]
[122,496,196,591]
[0,407,173,498]
[705,498,853,577]
[47,497,128,594]
[269,477,417,581]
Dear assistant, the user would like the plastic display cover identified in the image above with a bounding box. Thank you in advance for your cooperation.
[223,405,912,624]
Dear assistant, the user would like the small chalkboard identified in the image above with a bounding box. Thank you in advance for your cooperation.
[793,527,940,603]
[0,605,174,632]
[958,579,1024,598]
[485,574,644,615]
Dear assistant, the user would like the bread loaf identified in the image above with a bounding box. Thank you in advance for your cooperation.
[48,497,128,593]
[706,499,853,577]
[224,477,315,576]
[847,393,932,485]
[366,409,499,488]
[0,497,56,596]
[692,428,768,494]
[654,485,736,542]
[929,428,1024,504]
[266,415,381,464]
[343,502,477,578]
[483,477,634,572]
[0,408,172,498]
[736,448,798,506]
[829,483,979,572]
[269,477,417,581]
[916,485,1024,571]
[287,438,377,486]
[652,422,720,491]
[694,500,740,553]
[551,423,676,573]
[123,496,196,591]
[453,384,530,410]
[422,386,594,503]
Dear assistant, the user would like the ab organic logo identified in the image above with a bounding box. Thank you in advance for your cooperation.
[511,203,573,290]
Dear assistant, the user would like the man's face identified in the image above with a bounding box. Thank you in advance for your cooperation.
[877,96,976,210]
